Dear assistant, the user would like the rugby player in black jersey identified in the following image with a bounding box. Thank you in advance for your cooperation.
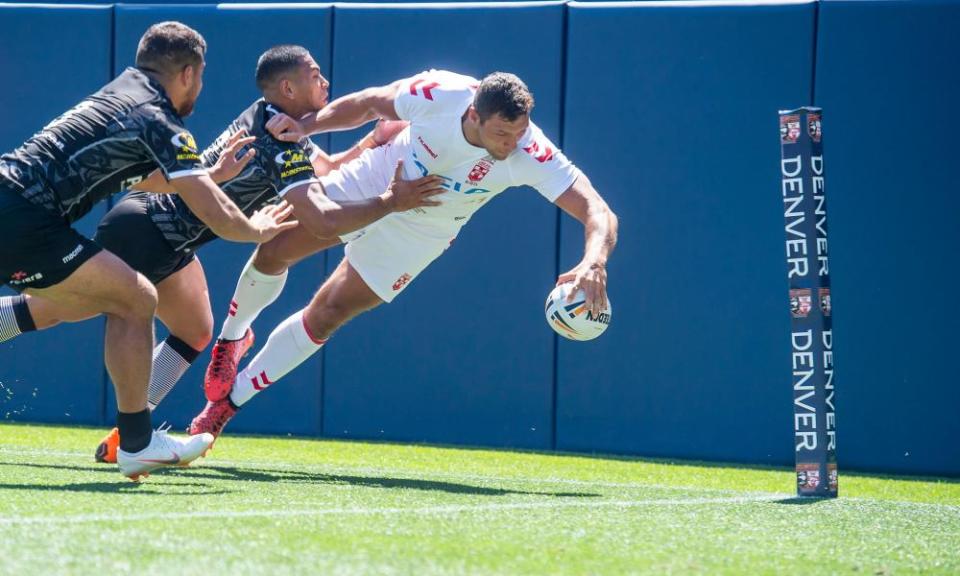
[11,45,442,462]
[0,22,297,480]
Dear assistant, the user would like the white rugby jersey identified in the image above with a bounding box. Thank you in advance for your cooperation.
[379,69,580,240]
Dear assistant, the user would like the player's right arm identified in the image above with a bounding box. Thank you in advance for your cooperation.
[267,82,402,142]
[268,71,471,143]
[282,160,444,239]
[169,173,297,244]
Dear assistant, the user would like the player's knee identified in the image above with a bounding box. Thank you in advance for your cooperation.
[302,301,352,340]
[252,244,290,276]
[109,277,158,321]
[180,322,213,351]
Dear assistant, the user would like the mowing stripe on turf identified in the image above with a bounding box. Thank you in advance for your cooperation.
[0,494,785,526]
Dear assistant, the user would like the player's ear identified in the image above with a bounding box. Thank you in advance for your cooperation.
[280,78,295,100]
[466,106,481,124]
[179,64,195,89]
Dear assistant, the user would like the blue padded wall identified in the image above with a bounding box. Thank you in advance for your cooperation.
[320,1,566,448]
[110,4,334,435]
[0,5,113,426]
[557,1,817,464]
[814,0,960,476]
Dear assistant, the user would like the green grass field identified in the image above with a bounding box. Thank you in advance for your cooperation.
[0,423,957,575]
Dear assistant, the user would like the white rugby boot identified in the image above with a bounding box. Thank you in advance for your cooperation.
[117,424,214,481]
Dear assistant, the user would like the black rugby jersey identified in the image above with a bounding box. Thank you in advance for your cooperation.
[147,99,321,252]
[0,67,205,223]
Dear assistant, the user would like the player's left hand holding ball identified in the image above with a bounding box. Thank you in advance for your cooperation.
[557,261,608,317]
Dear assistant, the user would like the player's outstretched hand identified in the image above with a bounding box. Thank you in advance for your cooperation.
[250,200,299,243]
[265,113,306,143]
[557,262,608,316]
[381,160,445,212]
[372,119,409,145]
[210,130,257,183]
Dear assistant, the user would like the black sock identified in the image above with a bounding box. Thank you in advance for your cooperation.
[117,408,152,453]
[0,295,36,342]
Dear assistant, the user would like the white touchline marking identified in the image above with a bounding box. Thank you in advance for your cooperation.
[0,495,785,526]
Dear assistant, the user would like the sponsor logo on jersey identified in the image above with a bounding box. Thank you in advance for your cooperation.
[790,288,812,318]
[62,243,84,264]
[392,273,412,291]
[467,159,493,183]
[410,151,490,195]
[780,115,801,144]
[172,132,201,161]
[417,136,439,159]
[808,113,822,143]
[275,149,313,179]
[9,271,43,286]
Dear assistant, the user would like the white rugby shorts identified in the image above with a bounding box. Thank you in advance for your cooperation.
[320,145,452,303]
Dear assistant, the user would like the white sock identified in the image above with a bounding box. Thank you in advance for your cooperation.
[229,310,326,406]
[219,258,287,341]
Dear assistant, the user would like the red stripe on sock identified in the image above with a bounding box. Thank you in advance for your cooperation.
[301,316,328,346]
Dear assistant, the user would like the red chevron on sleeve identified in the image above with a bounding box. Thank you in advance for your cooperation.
[409,78,440,101]
[523,140,554,163]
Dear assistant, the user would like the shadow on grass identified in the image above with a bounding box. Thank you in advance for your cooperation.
[170,465,600,498]
[0,461,233,495]
[0,460,594,498]
[775,497,835,506]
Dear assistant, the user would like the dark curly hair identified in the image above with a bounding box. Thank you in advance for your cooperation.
[474,72,535,123]
[135,21,206,77]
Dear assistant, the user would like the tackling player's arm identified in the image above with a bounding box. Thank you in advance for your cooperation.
[267,81,403,142]
[133,131,257,193]
[170,173,297,243]
[283,160,443,239]
[311,120,408,176]
[554,174,619,315]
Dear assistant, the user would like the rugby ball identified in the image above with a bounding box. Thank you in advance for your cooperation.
[544,283,612,341]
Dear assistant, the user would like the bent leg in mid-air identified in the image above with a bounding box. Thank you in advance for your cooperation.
[203,224,341,402]
[191,256,380,438]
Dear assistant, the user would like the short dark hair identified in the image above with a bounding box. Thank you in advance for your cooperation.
[135,22,206,77]
[256,45,312,92]
[474,72,535,123]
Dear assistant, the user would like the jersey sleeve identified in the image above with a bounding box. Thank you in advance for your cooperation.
[394,70,478,122]
[300,137,323,162]
[141,104,207,181]
[517,125,582,202]
[269,140,322,197]
[199,125,238,169]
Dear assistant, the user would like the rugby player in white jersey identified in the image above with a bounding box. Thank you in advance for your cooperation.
[190,70,618,438]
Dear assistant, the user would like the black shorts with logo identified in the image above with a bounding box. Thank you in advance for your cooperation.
[94,192,196,285]
[0,187,101,291]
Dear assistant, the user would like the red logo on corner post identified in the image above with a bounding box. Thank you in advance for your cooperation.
[781,115,801,143]
[819,288,831,317]
[797,463,821,491]
[392,273,412,291]
[11,271,27,281]
[808,113,822,143]
[790,288,812,318]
